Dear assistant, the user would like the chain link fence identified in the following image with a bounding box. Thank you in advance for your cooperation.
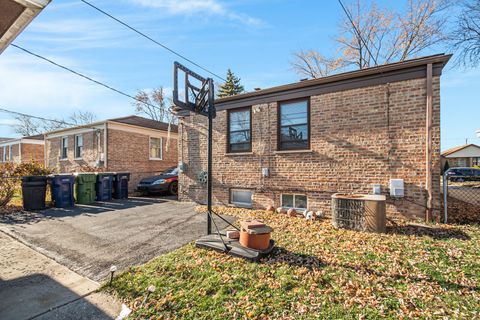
[442,173,480,224]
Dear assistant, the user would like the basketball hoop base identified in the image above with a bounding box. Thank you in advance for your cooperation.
[195,233,275,262]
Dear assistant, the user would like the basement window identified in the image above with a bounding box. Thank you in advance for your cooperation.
[281,194,307,210]
[230,189,253,208]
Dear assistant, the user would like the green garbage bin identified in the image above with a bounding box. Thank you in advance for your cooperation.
[75,173,96,205]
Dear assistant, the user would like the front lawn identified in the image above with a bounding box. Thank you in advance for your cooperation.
[106,207,480,319]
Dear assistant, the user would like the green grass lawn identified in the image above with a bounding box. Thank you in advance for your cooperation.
[105,207,480,319]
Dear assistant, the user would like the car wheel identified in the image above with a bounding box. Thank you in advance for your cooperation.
[168,181,178,195]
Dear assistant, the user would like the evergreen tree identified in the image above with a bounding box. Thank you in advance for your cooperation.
[443,160,450,174]
[217,69,245,98]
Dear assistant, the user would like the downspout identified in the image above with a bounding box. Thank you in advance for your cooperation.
[425,63,433,222]
[44,136,47,167]
[104,122,108,169]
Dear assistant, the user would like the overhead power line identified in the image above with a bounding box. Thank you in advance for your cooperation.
[79,0,226,82]
[0,107,75,126]
[11,44,159,110]
[337,0,378,67]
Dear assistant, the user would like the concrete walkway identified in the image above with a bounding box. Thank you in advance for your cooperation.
[0,232,122,320]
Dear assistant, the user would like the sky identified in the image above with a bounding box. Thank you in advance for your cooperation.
[0,0,478,150]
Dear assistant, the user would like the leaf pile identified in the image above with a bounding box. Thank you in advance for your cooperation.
[107,206,480,319]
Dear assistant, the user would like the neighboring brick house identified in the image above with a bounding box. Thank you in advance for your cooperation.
[178,54,451,220]
[441,144,480,168]
[44,115,178,191]
[0,134,44,163]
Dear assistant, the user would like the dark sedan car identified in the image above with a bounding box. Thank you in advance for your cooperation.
[445,167,480,182]
[137,167,179,195]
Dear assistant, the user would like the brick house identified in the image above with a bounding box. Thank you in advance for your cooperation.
[0,134,44,163]
[178,54,451,220]
[441,144,480,168]
[44,115,178,190]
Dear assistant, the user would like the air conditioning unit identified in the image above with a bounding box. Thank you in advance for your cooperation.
[331,193,386,233]
[390,179,404,198]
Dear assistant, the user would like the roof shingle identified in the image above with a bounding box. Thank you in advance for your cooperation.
[109,115,178,133]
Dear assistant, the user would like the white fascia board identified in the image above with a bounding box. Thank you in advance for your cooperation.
[20,138,44,145]
[0,138,44,147]
[0,139,21,147]
[107,121,179,138]
[0,0,51,54]
[22,0,51,8]
[45,125,105,139]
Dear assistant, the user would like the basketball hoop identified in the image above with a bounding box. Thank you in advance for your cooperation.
[173,61,215,118]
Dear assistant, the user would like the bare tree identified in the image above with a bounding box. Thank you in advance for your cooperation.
[397,0,449,61]
[13,110,97,136]
[291,50,346,78]
[292,0,449,78]
[133,87,176,124]
[451,0,480,67]
[336,0,397,69]
[68,111,97,126]
[13,115,41,136]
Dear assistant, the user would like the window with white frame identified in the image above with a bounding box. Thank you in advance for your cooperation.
[74,134,83,159]
[281,194,308,210]
[61,137,68,159]
[230,189,253,207]
[149,137,162,160]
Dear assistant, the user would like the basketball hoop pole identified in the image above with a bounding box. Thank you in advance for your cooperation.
[172,61,215,235]
[207,78,214,235]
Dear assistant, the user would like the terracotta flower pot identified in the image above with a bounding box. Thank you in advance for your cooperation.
[239,230,271,251]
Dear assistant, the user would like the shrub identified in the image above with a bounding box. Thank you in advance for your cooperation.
[13,161,53,176]
[0,161,53,208]
[0,163,18,208]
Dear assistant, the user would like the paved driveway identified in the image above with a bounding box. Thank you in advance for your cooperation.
[0,198,233,281]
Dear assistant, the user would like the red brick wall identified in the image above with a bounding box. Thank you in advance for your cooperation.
[107,128,178,190]
[20,143,44,163]
[179,77,442,220]
[45,129,105,173]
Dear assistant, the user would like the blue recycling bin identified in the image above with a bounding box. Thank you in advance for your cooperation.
[50,175,75,208]
[96,173,113,201]
[112,172,130,199]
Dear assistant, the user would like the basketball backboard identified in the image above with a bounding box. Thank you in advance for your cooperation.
[173,61,215,118]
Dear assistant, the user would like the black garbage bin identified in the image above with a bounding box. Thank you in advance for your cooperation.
[21,176,47,211]
[112,172,130,199]
[50,175,75,208]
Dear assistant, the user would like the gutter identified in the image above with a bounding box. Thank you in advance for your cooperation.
[216,54,452,105]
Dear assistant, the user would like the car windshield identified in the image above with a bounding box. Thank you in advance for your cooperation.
[162,167,179,175]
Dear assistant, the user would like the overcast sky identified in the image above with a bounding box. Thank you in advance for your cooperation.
[0,0,478,150]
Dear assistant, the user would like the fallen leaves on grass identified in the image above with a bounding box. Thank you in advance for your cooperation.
[107,206,480,319]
